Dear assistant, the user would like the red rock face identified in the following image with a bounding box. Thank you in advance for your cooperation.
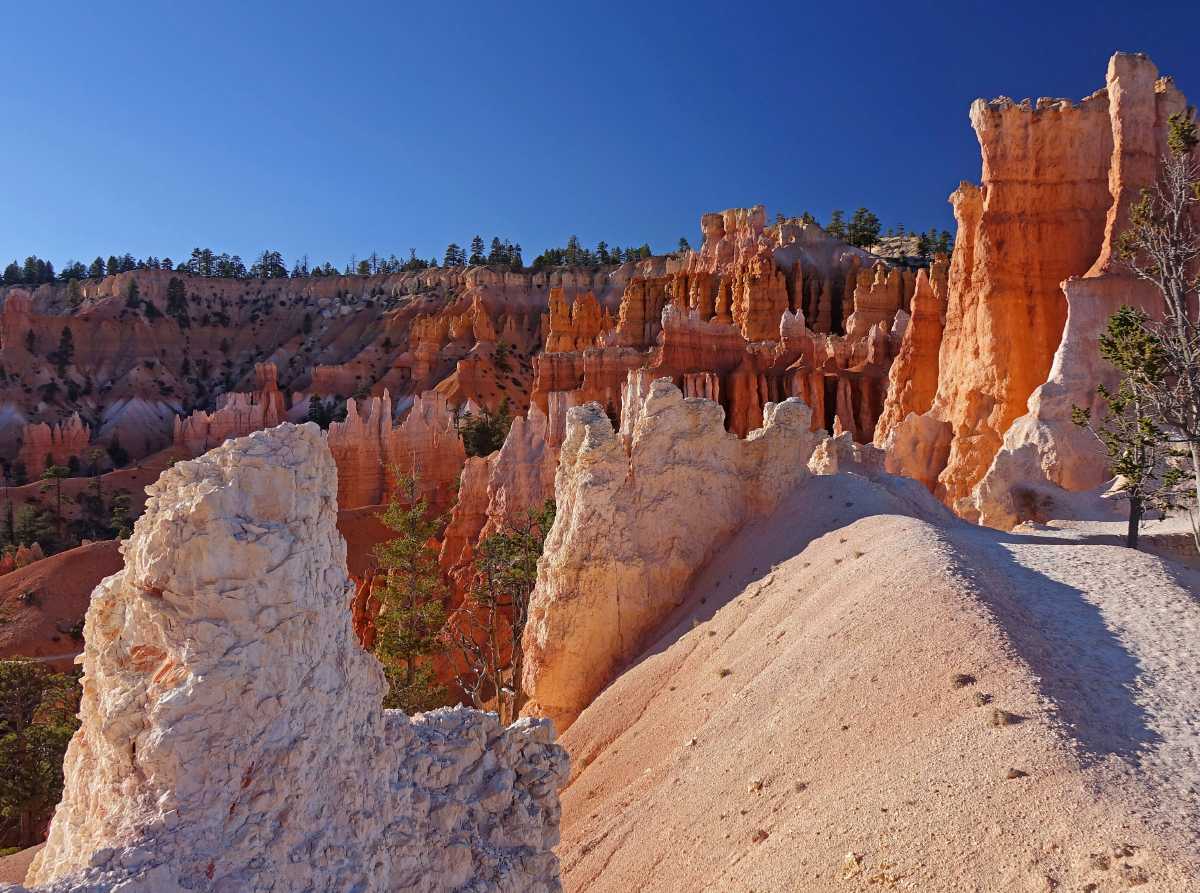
[930,93,1113,507]
[17,412,91,478]
[173,363,284,457]
[532,208,903,444]
[545,288,608,352]
[326,390,466,513]
[884,52,1188,516]
[968,54,1191,527]
[873,258,947,448]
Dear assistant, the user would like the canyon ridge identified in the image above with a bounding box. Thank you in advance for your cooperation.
[1,50,1199,893]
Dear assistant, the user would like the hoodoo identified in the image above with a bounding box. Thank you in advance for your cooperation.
[17,424,567,893]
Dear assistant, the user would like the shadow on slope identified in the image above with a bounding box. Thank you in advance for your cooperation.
[629,470,1164,764]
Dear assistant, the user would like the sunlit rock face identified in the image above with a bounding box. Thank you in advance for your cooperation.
[885,52,1189,520]
[522,376,823,732]
[21,423,567,893]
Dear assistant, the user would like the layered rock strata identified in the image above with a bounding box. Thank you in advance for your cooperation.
[969,53,1184,526]
[521,377,823,731]
[883,53,1179,512]
[16,413,90,479]
[20,423,567,893]
[326,389,466,512]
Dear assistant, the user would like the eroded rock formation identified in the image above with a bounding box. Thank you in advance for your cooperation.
[326,390,466,512]
[172,363,285,457]
[521,376,823,731]
[969,53,1185,527]
[883,53,1184,515]
[20,423,567,893]
[16,413,90,479]
[873,258,947,448]
[532,208,903,446]
[439,407,559,604]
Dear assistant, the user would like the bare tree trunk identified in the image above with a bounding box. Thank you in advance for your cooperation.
[1191,442,1200,554]
[1127,495,1142,549]
[20,809,33,849]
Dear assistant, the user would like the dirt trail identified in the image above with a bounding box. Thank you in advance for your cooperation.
[556,472,1200,892]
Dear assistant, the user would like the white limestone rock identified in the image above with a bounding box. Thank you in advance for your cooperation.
[16,422,567,893]
[521,377,823,731]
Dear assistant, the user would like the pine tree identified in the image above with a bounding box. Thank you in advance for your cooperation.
[165,277,188,315]
[826,209,847,240]
[372,469,450,713]
[40,464,73,548]
[469,236,486,265]
[14,505,53,548]
[308,393,331,429]
[847,207,882,248]
[64,278,82,307]
[1114,111,1200,551]
[124,278,141,310]
[0,659,81,848]
[52,327,74,377]
[110,491,132,538]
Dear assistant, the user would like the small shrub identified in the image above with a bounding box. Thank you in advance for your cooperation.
[948,672,975,689]
[987,707,1017,727]
[716,667,731,678]
[853,550,864,559]
[972,692,992,707]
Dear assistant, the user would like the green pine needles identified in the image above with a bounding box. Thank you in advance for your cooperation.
[371,468,451,713]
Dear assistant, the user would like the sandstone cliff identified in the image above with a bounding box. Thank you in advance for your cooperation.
[16,413,90,479]
[19,423,567,893]
[883,52,1182,515]
[326,389,466,512]
[969,53,1186,527]
[521,376,823,731]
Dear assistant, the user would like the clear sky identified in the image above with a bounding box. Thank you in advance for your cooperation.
[3,1,1199,272]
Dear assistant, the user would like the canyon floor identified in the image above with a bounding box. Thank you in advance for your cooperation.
[556,472,1200,892]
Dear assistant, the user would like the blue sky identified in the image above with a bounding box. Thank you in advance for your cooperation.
[3,1,1199,271]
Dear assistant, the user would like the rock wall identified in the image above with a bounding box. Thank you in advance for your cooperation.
[172,363,286,457]
[16,413,90,479]
[521,376,823,731]
[883,60,1125,509]
[969,54,1186,527]
[325,389,466,512]
[19,423,567,893]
